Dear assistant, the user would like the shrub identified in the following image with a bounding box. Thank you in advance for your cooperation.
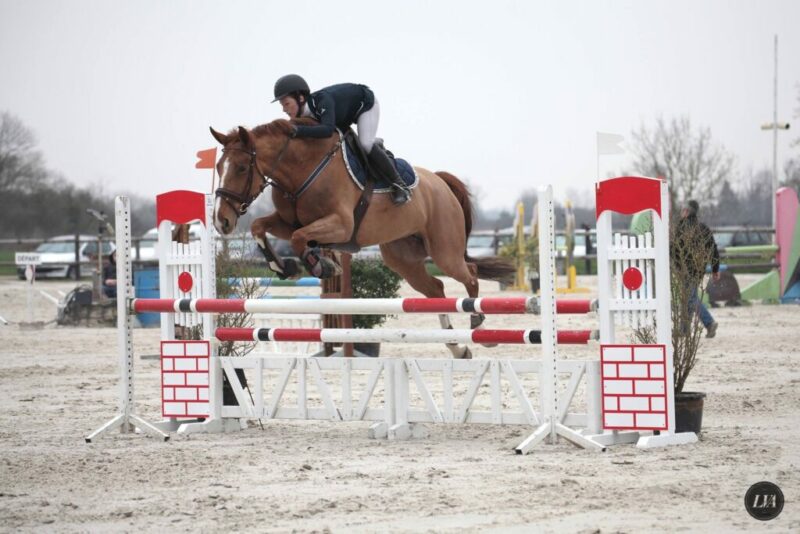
[350,258,402,329]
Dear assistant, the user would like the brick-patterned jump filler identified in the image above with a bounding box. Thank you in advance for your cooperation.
[161,341,211,419]
[87,178,699,453]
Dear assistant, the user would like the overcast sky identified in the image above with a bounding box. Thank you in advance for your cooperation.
[1,0,799,212]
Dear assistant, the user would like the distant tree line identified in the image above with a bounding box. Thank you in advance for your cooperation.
[0,111,155,239]
[475,86,800,231]
[4,95,800,242]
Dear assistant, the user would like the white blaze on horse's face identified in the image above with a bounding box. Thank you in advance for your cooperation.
[213,196,227,235]
[214,151,247,235]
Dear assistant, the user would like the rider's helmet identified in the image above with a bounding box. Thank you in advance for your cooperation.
[272,74,310,102]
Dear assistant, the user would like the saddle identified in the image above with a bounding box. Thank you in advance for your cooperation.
[260,130,398,278]
[322,129,379,254]
[342,129,372,176]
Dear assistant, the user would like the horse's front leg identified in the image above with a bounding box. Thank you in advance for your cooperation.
[251,212,295,242]
[291,213,353,278]
[250,212,300,279]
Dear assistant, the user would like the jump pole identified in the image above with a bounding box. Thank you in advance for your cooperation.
[132,297,597,316]
[215,326,597,345]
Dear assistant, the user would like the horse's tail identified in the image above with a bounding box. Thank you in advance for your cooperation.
[435,171,515,285]
[435,171,474,237]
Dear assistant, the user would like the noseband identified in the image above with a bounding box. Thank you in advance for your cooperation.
[215,136,293,216]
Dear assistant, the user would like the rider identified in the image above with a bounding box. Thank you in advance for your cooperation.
[272,74,411,205]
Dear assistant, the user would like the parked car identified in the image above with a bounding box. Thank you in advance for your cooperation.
[713,228,771,249]
[467,232,499,257]
[467,230,513,258]
[554,232,596,258]
[135,223,208,260]
[17,235,115,279]
[133,235,157,261]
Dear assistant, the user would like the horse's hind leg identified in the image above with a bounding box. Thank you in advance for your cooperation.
[380,239,471,359]
[428,244,492,328]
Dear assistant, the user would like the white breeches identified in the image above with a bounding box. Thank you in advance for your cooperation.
[356,98,380,152]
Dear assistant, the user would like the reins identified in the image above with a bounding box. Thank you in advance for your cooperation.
[215,133,343,216]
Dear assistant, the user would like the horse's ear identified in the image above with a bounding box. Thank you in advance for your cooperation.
[238,126,254,149]
[210,127,229,145]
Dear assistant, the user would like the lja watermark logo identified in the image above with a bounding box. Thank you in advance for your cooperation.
[744,481,784,521]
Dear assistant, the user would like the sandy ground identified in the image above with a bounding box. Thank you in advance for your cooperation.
[0,274,798,533]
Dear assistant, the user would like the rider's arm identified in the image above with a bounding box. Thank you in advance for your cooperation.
[294,93,336,138]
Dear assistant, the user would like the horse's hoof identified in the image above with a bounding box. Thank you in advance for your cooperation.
[470,313,486,329]
[282,257,300,278]
[301,248,342,279]
[311,257,341,279]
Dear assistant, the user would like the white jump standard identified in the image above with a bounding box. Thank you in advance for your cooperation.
[88,178,698,453]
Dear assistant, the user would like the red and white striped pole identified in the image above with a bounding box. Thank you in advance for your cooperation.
[133,297,597,316]
[215,327,597,345]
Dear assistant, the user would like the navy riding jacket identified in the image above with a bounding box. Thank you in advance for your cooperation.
[294,83,375,138]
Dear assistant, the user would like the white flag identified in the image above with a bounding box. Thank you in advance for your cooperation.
[597,132,625,155]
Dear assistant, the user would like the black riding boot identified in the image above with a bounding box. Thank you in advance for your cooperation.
[368,144,411,205]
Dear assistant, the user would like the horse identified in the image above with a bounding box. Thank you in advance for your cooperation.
[210,118,514,358]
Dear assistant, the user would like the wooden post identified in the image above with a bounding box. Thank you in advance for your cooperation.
[322,252,353,356]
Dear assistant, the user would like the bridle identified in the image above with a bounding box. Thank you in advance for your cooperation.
[215,133,343,217]
[215,136,293,216]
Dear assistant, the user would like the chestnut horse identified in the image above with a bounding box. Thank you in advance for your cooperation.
[210,119,514,358]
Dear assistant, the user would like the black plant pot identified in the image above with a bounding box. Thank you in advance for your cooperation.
[675,391,706,434]
[222,368,248,406]
[354,342,381,357]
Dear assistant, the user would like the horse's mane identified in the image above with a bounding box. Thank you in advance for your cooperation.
[249,117,318,138]
[223,118,319,142]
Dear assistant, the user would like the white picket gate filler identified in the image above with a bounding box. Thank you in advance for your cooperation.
[87,177,698,452]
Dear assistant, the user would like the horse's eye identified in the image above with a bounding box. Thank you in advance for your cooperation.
[237,165,246,173]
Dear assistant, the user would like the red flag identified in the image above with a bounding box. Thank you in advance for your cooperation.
[195,147,217,169]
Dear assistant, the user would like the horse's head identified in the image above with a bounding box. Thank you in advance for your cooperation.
[210,119,322,234]
[209,126,256,234]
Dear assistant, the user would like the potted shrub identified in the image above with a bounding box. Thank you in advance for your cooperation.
[635,214,713,434]
[215,239,265,406]
[668,213,717,434]
[350,257,402,357]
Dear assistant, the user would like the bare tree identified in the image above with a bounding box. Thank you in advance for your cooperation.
[629,116,734,206]
[0,111,50,193]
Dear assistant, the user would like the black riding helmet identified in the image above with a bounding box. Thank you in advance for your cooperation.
[272,74,310,102]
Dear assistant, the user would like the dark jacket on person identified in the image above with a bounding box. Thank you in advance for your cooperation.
[102,259,116,298]
[671,214,720,282]
[294,83,375,139]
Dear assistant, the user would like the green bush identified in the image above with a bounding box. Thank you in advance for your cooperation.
[351,258,401,329]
